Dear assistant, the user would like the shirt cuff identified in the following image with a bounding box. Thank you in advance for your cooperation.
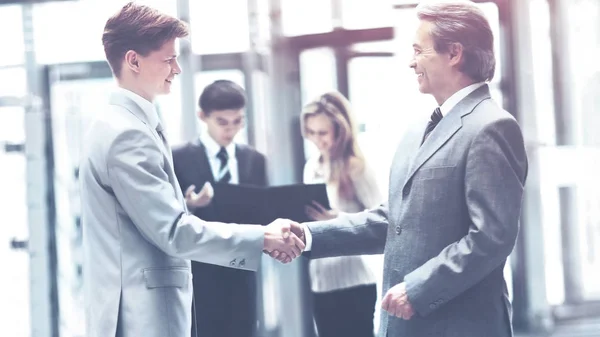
[304,225,313,251]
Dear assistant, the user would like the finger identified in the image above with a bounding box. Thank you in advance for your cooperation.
[305,206,319,220]
[404,306,414,320]
[311,201,327,212]
[395,304,406,318]
[270,250,280,259]
[289,242,301,259]
[277,252,290,263]
[281,225,290,239]
[185,185,196,197]
[381,292,391,313]
[290,232,306,251]
[290,222,305,241]
[204,182,214,198]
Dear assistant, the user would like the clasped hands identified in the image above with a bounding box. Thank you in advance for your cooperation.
[262,219,306,264]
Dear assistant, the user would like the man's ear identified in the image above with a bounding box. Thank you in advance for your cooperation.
[198,110,207,121]
[448,42,464,67]
[125,50,140,73]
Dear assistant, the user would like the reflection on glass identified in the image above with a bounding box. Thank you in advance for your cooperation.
[0,5,25,67]
[190,0,250,54]
[0,67,27,98]
[0,107,30,337]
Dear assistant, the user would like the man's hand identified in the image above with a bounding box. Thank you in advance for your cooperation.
[184,182,213,209]
[264,222,306,263]
[263,219,306,263]
[381,282,415,320]
[305,201,339,221]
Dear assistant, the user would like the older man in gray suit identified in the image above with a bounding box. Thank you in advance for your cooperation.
[80,3,303,337]
[274,1,528,336]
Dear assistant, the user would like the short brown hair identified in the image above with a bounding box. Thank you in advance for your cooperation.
[102,2,189,77]
[417,1,495,82]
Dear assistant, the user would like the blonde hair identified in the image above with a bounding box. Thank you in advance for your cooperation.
[300,91,366,200]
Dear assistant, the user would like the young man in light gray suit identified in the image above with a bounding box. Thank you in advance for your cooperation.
[272,1,528,336]
[79,3,304,337]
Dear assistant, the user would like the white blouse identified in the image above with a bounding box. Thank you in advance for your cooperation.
[303,156,383,293]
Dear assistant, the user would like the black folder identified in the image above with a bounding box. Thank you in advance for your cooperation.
[210,183,330,225]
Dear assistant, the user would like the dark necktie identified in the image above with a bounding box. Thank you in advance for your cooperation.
[216,147,232,183]
[421,107,443,145]
[156,123,169,149]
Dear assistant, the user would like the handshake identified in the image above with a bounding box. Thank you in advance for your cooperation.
[262,219,307,263]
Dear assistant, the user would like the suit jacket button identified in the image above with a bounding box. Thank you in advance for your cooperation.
[429,303,436,309]
[395,226,402,235]
[239,259,246,267]
[229,259,237,266]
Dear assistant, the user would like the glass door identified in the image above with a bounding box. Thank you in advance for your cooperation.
[0,105,30,337]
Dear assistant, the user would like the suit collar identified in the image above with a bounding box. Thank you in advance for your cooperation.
[199,132,236,160]
[405,84,492,184]
[439,82,486,116]
[193,139,251,184]
[110,87,160,130]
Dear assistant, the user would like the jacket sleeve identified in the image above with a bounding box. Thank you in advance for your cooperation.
[107,128,265,271]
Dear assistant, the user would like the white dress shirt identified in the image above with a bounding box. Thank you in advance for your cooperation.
[200,132,239,184]
[439,82,486,116]
[303,156,381,293]
[116,87,160,129]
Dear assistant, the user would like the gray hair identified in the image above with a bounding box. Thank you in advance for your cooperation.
[416,1,495,82]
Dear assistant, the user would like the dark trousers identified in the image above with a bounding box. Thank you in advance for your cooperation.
[191,262,257,337]
[313,284,377,337]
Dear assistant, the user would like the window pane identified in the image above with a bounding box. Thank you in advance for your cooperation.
[0,67,27,98]
[299,48,337,160]
[341,0,394,30]
[33,0,177,64]
[194,70,248,145]
[156,77,183,144]
[0,5,24,66]
[190,1,250,54]
[281,0,333,36]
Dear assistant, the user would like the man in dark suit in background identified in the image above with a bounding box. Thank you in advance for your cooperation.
[173,80,267,337]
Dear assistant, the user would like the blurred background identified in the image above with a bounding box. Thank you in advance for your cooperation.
[1,0,600,336]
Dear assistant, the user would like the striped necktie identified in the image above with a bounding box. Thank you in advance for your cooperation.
[421,107,443,145]
[216,147,232,183]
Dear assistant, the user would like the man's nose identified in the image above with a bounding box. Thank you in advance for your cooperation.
[408,58,416,69]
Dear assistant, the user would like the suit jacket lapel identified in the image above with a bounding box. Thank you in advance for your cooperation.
[404,85,492,184]
[236,145,251,184]
[192,138,215,183]
[109,93,170,157]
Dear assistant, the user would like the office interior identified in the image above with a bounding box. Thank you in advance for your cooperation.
[0,0,599,336]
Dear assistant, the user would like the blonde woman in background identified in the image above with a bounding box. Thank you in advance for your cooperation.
[301,91,382,337]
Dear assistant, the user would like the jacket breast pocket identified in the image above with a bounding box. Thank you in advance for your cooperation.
[413,166,456,181]
[143,267,191,289]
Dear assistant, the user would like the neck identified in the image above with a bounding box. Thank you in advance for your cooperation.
[433,74,477,106]
[118,77,154,102]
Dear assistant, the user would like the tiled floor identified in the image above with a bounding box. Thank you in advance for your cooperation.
[515,319,600,337]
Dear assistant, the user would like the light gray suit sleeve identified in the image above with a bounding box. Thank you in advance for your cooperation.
[305,203,389,258]
[404,118,528,316]
[107,128,265,270]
